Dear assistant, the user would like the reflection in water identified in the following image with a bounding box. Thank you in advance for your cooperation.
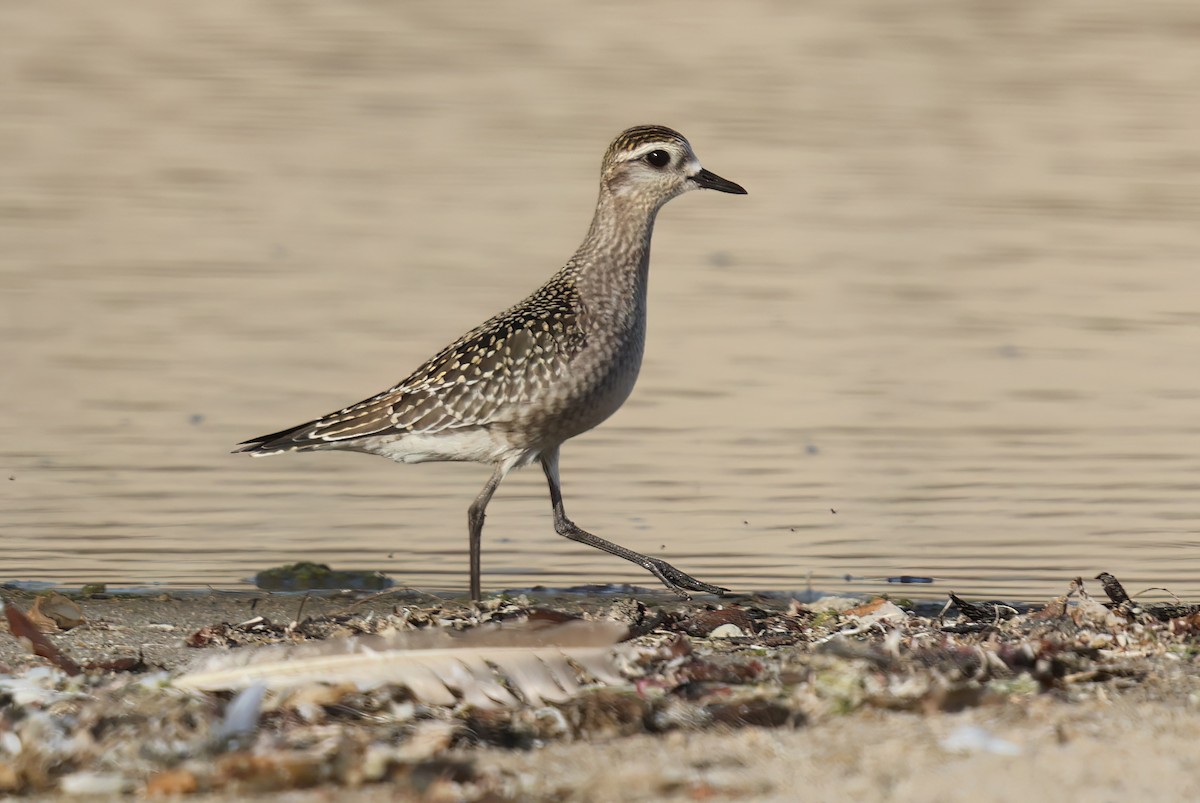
[3,2,1200,601]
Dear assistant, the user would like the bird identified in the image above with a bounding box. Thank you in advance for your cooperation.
[235,124,747,601]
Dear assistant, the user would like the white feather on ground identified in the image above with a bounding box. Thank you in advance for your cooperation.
[174,620,628,709]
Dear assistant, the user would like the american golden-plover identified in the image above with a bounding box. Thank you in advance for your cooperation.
[236,124,746,600]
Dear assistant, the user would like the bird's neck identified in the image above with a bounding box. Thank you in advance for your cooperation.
[571,189,660,313]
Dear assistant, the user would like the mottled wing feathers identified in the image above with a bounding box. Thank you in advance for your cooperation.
[235,278,586,455]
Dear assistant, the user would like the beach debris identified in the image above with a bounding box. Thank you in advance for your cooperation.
[678,606,756,638]
[3,600,82,675]
[186,623,235,649]
[840,598,908,631]
[1095,572,1132,605]
[86,653,155,674]
[843,598,907,620]
[940,724,1022,756]
[27,593,85,632]
[211,682,268,750]
[58,771,135,796]
[254,561,393,592]
[709,623,748,639]
[1146,602,1200,621]
[144,768,199,796]
[946,593,1019,625]
[1094,570,1200,621]
[1,599,159,677]
[0,574,1196,796]
[808,596,866,614]
[176,619,627,709]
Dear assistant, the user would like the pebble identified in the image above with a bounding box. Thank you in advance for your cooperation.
[59,772,133,796]
[940,725,1021,756]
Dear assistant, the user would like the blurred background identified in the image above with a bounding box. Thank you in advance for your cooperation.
[3,1,1200,600]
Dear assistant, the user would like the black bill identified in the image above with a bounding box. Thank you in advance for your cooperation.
[690,167,747,195]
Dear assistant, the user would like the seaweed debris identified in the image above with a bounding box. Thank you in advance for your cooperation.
[0,573,1198,797]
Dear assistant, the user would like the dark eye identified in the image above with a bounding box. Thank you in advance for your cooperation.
[644,150,671,168]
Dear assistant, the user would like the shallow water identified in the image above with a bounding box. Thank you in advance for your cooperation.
[4,1,1200,601]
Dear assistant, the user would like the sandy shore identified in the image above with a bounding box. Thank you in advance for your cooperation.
[1,584,1198,801]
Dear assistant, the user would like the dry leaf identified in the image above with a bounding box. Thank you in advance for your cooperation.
[2,602,82,676]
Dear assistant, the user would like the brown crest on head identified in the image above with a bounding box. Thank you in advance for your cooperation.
[604,125,691,163]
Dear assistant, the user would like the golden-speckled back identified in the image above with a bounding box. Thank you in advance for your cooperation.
[237,125,735,467]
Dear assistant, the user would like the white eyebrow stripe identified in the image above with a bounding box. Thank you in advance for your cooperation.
[627,142,682,161]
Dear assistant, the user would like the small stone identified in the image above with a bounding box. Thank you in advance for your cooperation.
[59,772,132,796]
[940,724,1021,756]
[214,752,323,793]
[145,768,199,796]
[0,762,20,793]
[33,593,85,630]
[709,623,747,639]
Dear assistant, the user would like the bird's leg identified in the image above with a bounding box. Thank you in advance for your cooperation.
[467,465,507,602]
[539,448,728,598]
